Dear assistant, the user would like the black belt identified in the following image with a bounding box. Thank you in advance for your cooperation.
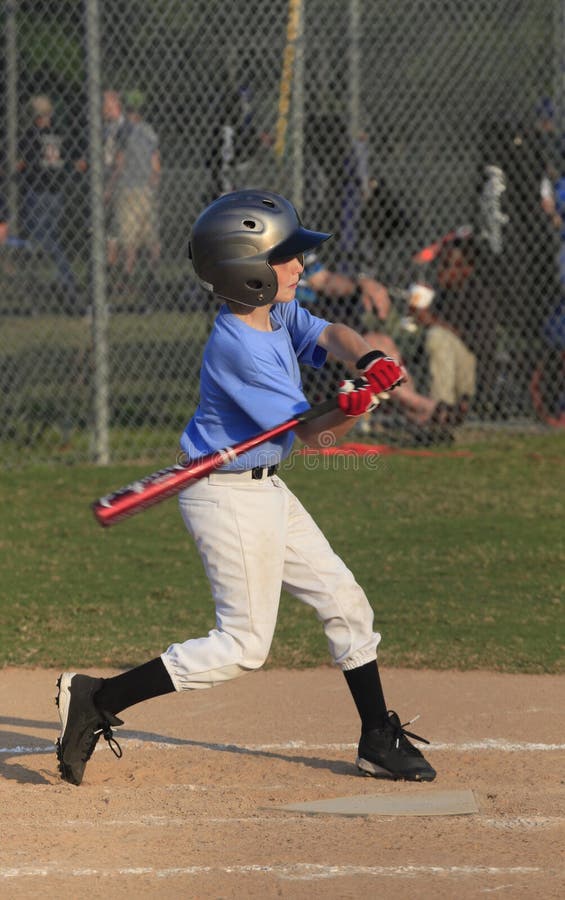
[251,464,278,480]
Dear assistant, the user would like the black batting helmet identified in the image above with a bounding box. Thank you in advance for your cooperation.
[188,189,332,306]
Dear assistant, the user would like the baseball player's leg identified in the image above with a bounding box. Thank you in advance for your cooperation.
[279,479,379,668]
[279,480,435,781]
[56,672,127,785]
[56,655,176,785]
[162,474,288,689]
[66,474,287,707]
[57,475,289,785]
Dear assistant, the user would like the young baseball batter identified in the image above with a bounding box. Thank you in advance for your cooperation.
[56,189,436,786]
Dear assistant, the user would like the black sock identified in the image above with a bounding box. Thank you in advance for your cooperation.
[343,660,388,733]
[94,657,175,716]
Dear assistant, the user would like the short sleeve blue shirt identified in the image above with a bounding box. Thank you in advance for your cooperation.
[180,300,330,470]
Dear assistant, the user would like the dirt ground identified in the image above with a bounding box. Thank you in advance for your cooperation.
[0,666,563,899]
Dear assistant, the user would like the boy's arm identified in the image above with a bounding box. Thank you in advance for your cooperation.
[316,322,375,364]
[294,405,360,446]
[317,324,406,393]
[295,323,405,446]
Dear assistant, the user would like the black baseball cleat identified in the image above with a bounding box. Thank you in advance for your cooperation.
[356,711,436,782]
[55,673,123,786]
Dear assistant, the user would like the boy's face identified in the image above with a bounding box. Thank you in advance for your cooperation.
[271,254,304,303]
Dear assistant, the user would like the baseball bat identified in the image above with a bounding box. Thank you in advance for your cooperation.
[92,396,338,528]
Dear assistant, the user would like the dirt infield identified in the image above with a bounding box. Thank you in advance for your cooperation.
[1,666,563,899]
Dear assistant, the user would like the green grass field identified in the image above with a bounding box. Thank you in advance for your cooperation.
[1,430,563,673]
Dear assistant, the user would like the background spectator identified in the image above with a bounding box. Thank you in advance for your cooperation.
[412,229,501,417]
[0,194,13,276]
[408,281,476,413]
[296,249,459,435]
[305,117,415,281]
[0,193,8,246]
[102,89,125,272]
[107,89,161,283]
[203,73,259,202]
[477,114,560,345]
[17,94,85,309]
[0,192,32,277]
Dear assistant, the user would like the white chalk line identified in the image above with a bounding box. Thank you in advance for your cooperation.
[424,740,565,752]
[0,745,48,755]
[2,737,565,756]
[0,863,552,881]
[205,739,565,753]
[58,815,308,827]
[479,816,564,830]
[53,814,563,830]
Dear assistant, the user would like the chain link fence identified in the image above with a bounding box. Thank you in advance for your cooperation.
[1,0,564,465]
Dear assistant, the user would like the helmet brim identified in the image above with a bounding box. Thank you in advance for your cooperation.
[268,227,332,262]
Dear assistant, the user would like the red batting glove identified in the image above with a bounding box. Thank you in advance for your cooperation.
[337,377,380,417]
[356,350,407,393]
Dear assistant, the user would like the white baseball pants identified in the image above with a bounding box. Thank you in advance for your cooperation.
[161,471,380,691]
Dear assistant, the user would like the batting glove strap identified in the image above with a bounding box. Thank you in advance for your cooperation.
[356,349,406,393]
[356,349,386,370]
[337,377,380,417]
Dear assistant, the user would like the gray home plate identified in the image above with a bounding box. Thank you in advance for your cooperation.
[273,789,478,817]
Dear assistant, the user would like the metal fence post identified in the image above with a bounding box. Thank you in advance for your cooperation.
[5,0,19,227]
[348,0,360,143]
[291,0,304,211]
[84,0,109,464]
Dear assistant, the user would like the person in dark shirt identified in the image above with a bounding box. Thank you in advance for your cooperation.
[17,94,85,307]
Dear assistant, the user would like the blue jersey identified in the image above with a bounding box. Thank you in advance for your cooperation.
[180,299,329,470]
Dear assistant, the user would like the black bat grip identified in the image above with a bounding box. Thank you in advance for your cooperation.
[296,396,339,424]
